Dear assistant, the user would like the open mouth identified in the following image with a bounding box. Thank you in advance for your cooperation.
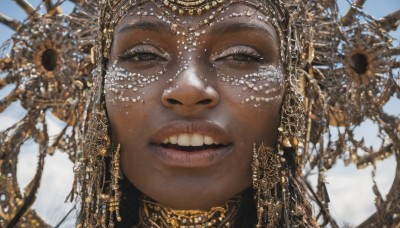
[157,133,231,152]
[150,121,233,167]
[159,143,229,152]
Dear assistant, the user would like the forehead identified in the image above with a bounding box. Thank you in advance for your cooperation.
[114,0,278,42]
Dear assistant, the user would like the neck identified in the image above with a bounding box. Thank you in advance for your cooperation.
[137,196,241,227]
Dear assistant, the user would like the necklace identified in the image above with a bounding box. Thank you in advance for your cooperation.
[137,197,241,227]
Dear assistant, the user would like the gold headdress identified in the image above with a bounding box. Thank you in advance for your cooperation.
[162,0,225,15]
[0,0,399,227]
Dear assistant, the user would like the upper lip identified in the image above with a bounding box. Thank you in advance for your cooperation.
[150,120,232,146]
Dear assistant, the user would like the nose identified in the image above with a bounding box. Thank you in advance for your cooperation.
[162,66,219,113]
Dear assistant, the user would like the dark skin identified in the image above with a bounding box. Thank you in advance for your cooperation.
[106,1,283,210]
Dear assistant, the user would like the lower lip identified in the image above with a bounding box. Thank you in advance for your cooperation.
[150,145,233,167]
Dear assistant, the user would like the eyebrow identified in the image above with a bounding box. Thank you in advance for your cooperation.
[116,21,172,34]
[210,22,277,41]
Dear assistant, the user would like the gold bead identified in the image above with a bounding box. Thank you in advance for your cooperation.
[85,196,92,203]
[99,148,107,156]
[281,176,288,184]
[291,137,299,147]
[100,194,110,200]
[16,198,23,206]
[282,137,292,147]
[171,24,178,32]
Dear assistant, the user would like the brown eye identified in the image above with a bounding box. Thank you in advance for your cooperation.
[225,53,262,62]
[132,52,161,61]
[118,45,168,63]
[214,46,264,65]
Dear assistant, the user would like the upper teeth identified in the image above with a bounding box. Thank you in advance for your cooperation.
[162,133,220,146]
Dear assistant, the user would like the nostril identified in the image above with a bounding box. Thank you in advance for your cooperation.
[197,99,212,105]
[167,98,182,105]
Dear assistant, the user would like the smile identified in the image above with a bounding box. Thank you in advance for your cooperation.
[150,121,233,167]
[162,133,222,147]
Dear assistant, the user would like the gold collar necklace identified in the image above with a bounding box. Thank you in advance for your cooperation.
[137,196,241,227]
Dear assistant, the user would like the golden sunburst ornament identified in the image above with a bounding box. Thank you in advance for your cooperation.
[0,0,97,227]
[305,1,400,227]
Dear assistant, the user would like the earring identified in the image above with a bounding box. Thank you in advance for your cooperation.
[109,144,122,225]
[77,108,122,227]
[252,143,290,228]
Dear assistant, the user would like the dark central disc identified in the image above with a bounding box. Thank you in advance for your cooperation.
[349,53,368,74]
[41,48,58,71]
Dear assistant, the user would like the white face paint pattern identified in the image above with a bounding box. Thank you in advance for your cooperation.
[105,2,284,107]
[105,60,165,105]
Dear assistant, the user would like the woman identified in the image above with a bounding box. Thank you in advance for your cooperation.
[77,0,317,227]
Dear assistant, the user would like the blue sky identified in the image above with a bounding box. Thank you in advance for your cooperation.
[0,0,399,227]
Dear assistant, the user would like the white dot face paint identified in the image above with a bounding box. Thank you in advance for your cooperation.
[218,65,284,104]
[106,1,284,107]
[105,61,164,105]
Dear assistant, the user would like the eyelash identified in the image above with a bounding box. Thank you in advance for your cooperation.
[118,46,167,62]
[216,48,264,63]
[117,45,264,69]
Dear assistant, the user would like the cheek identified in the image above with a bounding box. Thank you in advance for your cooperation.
[219,73,283,147]
[104,62,168,106]
[238,99,282,145]
[218,65,284,121]
[104,66,151,142]
[255,99,282,136]
[218,65,284,106]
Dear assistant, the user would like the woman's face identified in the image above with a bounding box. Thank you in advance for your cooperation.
[106,0,283,210]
